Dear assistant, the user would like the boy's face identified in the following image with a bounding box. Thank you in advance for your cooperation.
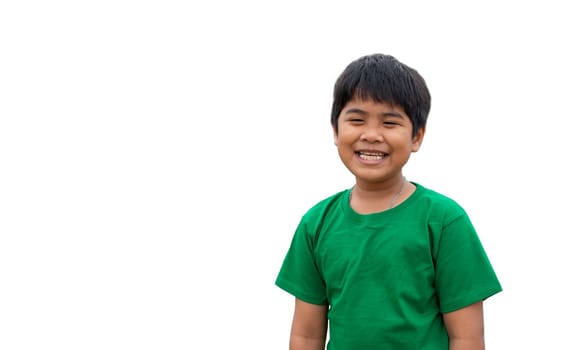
[333,98,424,187]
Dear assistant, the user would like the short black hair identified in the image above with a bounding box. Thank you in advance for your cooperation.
[331,54,431,137]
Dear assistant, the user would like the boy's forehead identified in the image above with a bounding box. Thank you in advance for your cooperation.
[342,97,403,113]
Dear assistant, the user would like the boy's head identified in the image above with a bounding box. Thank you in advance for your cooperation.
[331,54,431,138]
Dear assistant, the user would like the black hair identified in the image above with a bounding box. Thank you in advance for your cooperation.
[330,54,431,137]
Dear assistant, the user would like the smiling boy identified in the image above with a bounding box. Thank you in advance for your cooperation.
[276,54,502,349]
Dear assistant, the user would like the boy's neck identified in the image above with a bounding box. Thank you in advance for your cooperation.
[350,176,413,214]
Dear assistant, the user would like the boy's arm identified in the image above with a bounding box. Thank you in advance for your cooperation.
[443,301,485,350]
[289,298,328,350]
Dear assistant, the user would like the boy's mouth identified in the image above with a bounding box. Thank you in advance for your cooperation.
[356,151,386,161]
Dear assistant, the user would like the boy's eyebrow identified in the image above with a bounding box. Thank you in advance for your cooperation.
[344,108,403,118]
[344,107,368,115]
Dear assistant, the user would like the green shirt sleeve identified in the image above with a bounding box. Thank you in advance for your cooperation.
[435,210,502,313]
[275,220,328,305]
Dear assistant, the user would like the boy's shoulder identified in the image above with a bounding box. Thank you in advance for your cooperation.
[414,182,460,204]
[413,182,470,219]
[301,189,348,221]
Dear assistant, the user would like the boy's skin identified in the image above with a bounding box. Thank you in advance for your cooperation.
[288,97,487,350]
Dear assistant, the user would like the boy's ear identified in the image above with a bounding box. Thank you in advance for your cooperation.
[411,127,426,152]
[333,127,338,146]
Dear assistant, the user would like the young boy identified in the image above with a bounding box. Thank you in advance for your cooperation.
[275,53,502,350]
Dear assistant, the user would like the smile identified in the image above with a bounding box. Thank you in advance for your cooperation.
[357,151,386,161]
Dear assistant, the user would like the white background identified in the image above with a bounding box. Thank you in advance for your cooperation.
[1,1,566,349]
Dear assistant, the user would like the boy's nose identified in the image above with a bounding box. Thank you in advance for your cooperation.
[360,127,384,143]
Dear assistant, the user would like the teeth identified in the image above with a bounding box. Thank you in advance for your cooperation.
[359,152,384,160]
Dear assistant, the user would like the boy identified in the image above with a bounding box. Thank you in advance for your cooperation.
[275,53,502,349]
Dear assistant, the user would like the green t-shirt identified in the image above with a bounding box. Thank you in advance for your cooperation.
[276,183,502,350]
